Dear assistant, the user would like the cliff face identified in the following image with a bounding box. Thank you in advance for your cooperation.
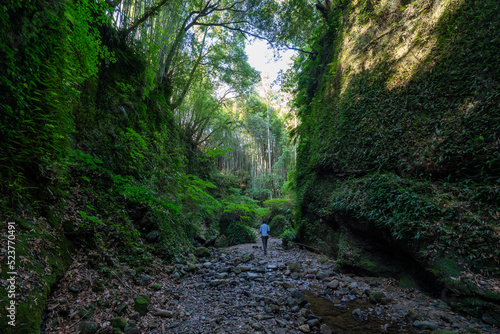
[295,0,500,324]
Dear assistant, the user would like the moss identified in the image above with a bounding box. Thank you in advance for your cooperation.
[0,221,73,333]
[398,275,418,289]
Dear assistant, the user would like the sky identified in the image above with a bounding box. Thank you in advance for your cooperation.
[245,39,296,90]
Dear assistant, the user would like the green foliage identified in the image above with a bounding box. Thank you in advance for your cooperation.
[293,0,500,279]
[263,198,294,217]
[0,0,114,217]
[281,224,297,250]
[223,222,256,246]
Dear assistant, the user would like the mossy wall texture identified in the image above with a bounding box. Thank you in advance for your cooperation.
[294,0,499,324]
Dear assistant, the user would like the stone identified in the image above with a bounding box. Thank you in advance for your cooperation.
[170,271,181,280]
[115,302,127,315]
[130,312,140,320]
[194,247,211,258]
[299,324,311,332]
[327,280,339,290]
[151,283,161,291]
[307,318,320,327]
[320,324,333,334]
[186,263,198,272]
[137,273,150,286]
[413,320,439,331]
[239,253,254,263]
[134,295,149,316]
[79,321,99,334]
[110,317,127,329]
[369,291,386,304]
[251,322,264,330]
[152,307,174,318]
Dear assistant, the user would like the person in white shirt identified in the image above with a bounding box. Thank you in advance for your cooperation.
[259,220,270,254]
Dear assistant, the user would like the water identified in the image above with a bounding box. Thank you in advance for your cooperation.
[304,290,416,333]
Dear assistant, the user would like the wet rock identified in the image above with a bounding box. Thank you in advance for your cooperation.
[79,321,99,334]
[413,320,439,331]
[130,312,140,320]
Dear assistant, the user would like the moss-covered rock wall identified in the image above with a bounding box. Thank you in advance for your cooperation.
[294,0,500,325]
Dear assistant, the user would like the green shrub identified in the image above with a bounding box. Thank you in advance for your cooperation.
[281,225,297,250]
[270,214,289,237]
[224,222,256,246]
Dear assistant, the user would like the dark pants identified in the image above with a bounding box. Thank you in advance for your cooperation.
[261,236,269,252]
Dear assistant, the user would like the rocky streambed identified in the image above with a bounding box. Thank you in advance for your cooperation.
[44,236,497,333]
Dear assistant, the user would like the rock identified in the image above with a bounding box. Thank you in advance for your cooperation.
[291,272,300,280]
[209,279,222,287]
[186,263,198,272]
[111,317,127,329]
[170,271,181,280]
[124,320,139,334]
[239,253,254,263]
[152,307,174,318]
[413,320,439,331]
[369,291,386,304]
[134,295,149,316]
[130,312,140,320]
[115,302,127,315]
[137,273,150,286]
[327,280,340,290]
[233,266,242,274]
[217,272,228,279]
[79,321,99,334]
[251,322,264,330]
[320,324,333,334]
[151,283,161,291]
[194,247,211,258]
[307,318,320,327]
[239,265,251,272]
[299,324,311,332]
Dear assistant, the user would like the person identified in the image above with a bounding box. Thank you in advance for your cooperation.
[259,220,270,254]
